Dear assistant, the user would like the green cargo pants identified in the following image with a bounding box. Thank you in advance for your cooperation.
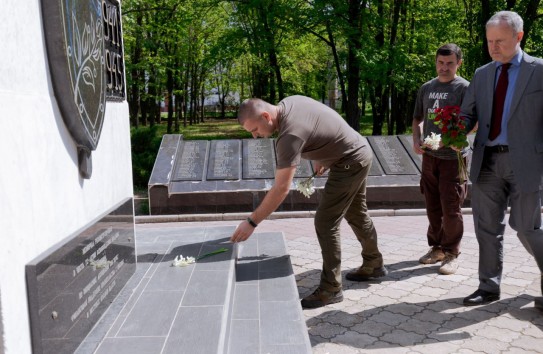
[314,160,383,292]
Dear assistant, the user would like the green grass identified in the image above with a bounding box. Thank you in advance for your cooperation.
[156,111,390,140]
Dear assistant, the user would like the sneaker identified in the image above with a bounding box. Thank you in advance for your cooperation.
[419,248,445,264]
[439,253,459,275]
[346,265,388,281]
[301,287,343,309]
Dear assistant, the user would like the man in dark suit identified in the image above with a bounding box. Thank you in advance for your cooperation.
[460,11,543,310]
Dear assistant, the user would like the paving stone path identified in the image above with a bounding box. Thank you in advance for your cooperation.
[153,211,543,354]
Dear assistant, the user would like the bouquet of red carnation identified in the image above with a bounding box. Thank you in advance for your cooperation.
[428,105,469,182]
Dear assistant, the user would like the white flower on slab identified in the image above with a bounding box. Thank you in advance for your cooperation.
[172,255,196,267]
[424,132,441,150]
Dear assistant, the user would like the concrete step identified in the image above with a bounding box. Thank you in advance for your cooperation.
[76,225,311,354]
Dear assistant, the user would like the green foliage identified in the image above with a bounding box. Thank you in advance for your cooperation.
[131,125,162,188]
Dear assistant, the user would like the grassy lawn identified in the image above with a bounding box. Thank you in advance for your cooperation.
[152,110,394,140]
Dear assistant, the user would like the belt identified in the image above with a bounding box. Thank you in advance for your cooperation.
[485,145,509,153]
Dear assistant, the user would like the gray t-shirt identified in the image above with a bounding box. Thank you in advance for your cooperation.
[276,95,372,169]
[413,76,469,159]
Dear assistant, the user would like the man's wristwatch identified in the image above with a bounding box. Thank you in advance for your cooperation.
[246,217,258,228]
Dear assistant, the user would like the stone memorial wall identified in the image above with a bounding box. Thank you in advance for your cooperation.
[148,134,458,214]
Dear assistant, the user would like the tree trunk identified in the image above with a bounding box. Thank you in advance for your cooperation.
[326,21,347,114]
[521,0,542,49]
[344,0,364,131]
[128,12,142,128]
[166,69,174,134]
[480,0,492,65]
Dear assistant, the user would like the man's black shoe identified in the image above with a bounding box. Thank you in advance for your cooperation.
[346,265,388,281]
[301,287,343,309]
[463,289,500,306]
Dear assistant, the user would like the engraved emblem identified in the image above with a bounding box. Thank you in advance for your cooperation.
[42,0,107,178]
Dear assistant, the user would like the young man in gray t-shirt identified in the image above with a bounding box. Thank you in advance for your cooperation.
[231,95,386,308]
[412,43,469,275]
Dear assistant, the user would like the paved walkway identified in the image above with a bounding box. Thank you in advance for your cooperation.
[138,211,543,353]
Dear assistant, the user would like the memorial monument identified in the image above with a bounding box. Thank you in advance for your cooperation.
[148,133,471,214]
[0,1,134,353]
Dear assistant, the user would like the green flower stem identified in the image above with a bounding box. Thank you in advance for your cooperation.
[196,247,229,260]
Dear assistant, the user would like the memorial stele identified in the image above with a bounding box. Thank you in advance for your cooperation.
[0,1,134,353]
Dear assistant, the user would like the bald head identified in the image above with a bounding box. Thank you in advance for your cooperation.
[237,98,275,125]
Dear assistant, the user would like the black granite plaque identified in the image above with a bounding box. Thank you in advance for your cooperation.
[242,139,276,179]
[26,198,136,354]
[207,140,241,180]
[397,135,422,172]
[367,136,418,175]
[172,140,209,181]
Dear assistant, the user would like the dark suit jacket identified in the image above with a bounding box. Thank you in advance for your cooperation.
[461,52,543,192]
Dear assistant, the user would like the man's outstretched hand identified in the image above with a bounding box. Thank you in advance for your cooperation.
[230,219,255,243]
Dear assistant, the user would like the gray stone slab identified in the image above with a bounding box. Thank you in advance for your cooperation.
[260,299,305,322]
[117,290,183,337]
[89,273,152,340]
[145,254,196,292]
[25,198,135,354]
[195,245,235,271]
[368,135,418,175]
[232,284,259,319]
[228,319,260,354]
[261,343,314,354]
[94,337,165,354]
[242,138,276,179]
[260,301,308,345]
[162,306,224,354]
[73,270,155,354]
[204,225,237,240]
[171,140,209,181]
[207,139,241,180]
[259,275,299,302]
[236,260,259,284]
[256,231,288,256]
[259,255,294,278]
[240,235,259,253]
[142,226,207,242]
[148,134,181,185]
[182,270,232,306]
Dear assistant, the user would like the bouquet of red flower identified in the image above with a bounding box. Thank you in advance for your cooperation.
[428,105,469,182]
